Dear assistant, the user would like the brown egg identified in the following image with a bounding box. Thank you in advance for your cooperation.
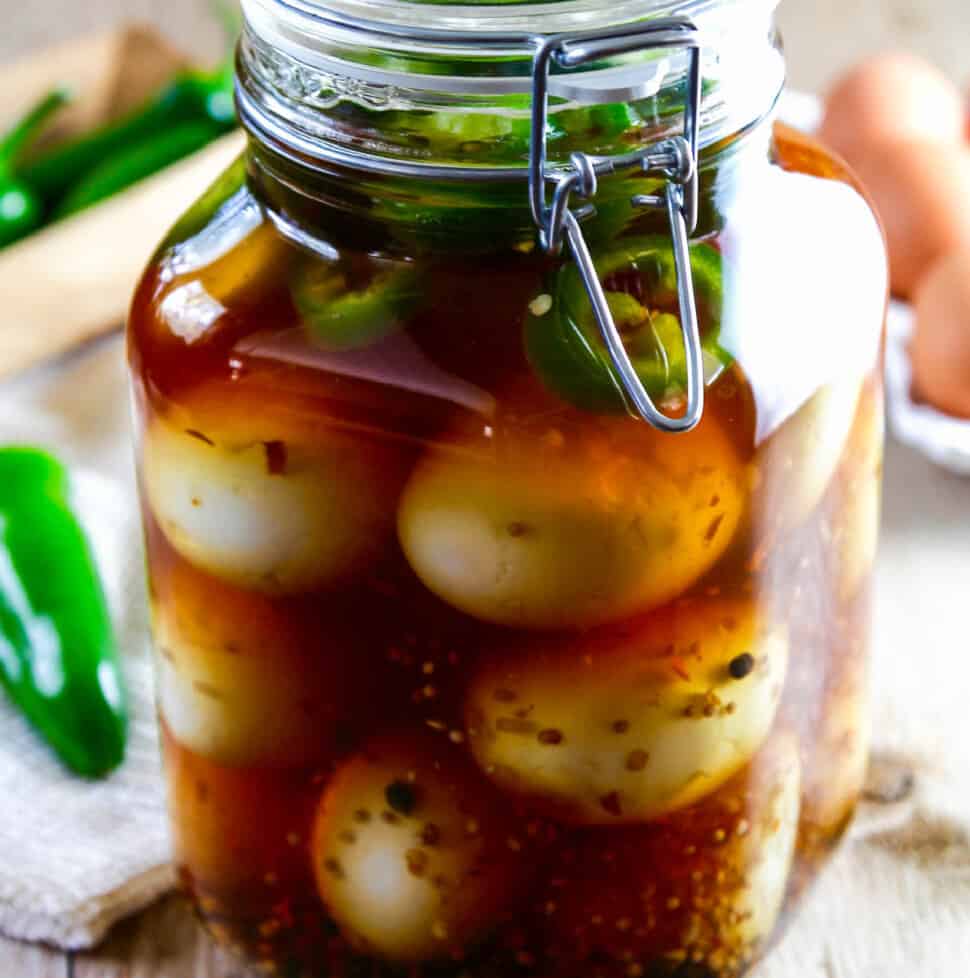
[820,53,966,162]
[910,248,970,417]
[847,139,970,297]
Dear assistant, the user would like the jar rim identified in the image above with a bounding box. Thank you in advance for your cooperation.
[240,0,783,112]
[250,0,780,43]
[238,0,784,188]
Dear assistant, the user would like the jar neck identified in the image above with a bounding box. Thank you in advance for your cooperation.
[237,0,785,253]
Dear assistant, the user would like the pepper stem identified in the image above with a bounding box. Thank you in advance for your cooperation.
[0,88,71,174]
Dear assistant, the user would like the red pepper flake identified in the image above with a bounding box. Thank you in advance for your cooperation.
[496,716,537,735]
[626,749,649,772]
[263,440,288,476]
[600,791,623,817]
[537,728,564,745]
[704,512,726,543]
[185,429,215,446]
[670,659,691,681]
[322,858,344,879]
[405,848,429,877]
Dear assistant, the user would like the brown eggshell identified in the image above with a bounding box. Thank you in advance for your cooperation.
[820,53,966,162]
[910,248,970,417]
[847,139,970,298]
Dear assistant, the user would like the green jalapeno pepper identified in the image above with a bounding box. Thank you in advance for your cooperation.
[55,119,226,218]
[20,1,239,215]
[19,73,235,213]
[371,99,642,170]
[0,89,70,249]
[525,236,730,414]
[293,261,423,351]
[0,448,127,778]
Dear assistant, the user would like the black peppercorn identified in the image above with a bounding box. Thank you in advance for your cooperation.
[728,652,755,679]
[385,780,418,815]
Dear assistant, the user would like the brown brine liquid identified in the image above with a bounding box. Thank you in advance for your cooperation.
[130,124,885,978]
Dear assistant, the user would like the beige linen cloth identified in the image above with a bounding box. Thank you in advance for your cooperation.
[0,92,966,970]
[0,341,174,949]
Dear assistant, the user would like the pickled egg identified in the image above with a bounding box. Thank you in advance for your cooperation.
[820,53,967,162]
[144,386,405,593]
[911,248,970,418]
[847,138,970,298]
[540,735,801,976]
[465,598,787,824]
[151,561,354,766]
[312,734,524,963]
[756,376,862,532]
[398,420,745,630]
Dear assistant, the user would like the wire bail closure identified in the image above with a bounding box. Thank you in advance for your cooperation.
[238,6,706,430]
[528,17,705,432]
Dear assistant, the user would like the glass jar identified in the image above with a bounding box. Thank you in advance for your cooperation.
[129,1,887,975]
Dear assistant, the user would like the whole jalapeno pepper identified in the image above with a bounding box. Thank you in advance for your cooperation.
[525,235,731,414]
[55,118,227,218]
[19,0,238,217]
[0,448,127,778]
[0,89,70,249]
[19,72,235,212]
[293,260,423,351]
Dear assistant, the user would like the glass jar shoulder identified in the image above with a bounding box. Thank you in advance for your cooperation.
[128,121,887,447]
[715,123,887,447]
[128,154,299,397]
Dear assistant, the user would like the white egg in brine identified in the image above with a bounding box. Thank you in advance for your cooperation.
[312,734,524,963]
[465,598,788,824]
[398,420,745,630]
[144,390,403,594]
[151,564,348,767]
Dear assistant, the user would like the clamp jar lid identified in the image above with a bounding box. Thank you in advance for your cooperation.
[238,0,784,431]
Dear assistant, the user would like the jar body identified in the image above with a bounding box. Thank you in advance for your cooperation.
[130,120,885,978]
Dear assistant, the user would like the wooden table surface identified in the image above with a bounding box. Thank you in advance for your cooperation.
[5,1,967,975]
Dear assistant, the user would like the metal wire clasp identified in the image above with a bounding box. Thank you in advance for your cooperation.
[528,17,704,432]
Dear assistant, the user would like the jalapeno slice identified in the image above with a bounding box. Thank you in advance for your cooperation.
[293,261,422,351]
[525,236,730,414]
